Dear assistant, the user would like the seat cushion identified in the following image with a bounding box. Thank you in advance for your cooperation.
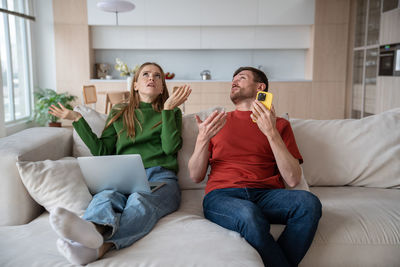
[0,189,263,267]
[301,186,400,267]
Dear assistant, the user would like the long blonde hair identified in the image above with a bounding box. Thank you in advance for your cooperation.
[105,62,170,139]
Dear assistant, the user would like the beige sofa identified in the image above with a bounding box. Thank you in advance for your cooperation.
[0,107,399,267]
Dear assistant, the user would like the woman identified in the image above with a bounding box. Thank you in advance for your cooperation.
[48,62,191,265]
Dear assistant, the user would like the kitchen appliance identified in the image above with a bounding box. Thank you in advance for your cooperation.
[379,43,400,76]
[200,70,211,80]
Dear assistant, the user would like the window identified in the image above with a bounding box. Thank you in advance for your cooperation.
[0,0,33,123]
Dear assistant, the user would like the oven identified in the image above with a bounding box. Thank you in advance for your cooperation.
[379,43,400,76]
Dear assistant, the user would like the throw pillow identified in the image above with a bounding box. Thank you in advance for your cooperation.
[72,105,108,157]
[16,157,92,216]
[177,106,225,190]
[290,108,400,188]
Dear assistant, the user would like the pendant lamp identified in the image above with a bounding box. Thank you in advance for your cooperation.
[97,0,135,25]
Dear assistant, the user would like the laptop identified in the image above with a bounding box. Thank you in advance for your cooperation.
[77,154,164,195]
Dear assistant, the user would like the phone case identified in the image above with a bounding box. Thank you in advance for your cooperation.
[252,91,273,122]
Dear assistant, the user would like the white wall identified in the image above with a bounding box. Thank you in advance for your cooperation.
[95,49,306,81]
[31,0,56,91]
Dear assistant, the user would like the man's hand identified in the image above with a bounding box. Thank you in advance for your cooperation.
[188,110,227,183]
[250,102,277,138]
[164,85,192,110]
[49,102,82,121]
[196,110,227,142]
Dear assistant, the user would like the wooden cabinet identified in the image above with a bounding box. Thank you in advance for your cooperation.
[351,0,381,118]
[87,0,314,26]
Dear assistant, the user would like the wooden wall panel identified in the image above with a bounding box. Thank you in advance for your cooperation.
[380,9,400,45]
[53,0,91,126]
[311,0,350,119]
[311,82,346,119]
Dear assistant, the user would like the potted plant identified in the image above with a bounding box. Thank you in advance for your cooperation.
[32,88,77,127]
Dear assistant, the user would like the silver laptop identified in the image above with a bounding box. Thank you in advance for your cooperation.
[78,154,156,195]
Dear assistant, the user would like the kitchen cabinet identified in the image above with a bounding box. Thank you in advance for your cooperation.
[91,26,311,50]
[351,0,381,118]
[87,0,314,26]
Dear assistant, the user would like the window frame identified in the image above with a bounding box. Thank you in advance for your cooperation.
[1,0,34,126]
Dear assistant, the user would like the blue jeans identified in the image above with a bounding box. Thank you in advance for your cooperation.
[82,166,181,249]
[203,188,322,267]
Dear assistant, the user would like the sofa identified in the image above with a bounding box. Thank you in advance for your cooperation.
[0,107,399,267]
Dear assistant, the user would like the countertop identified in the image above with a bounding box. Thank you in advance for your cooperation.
[90,79,312,83]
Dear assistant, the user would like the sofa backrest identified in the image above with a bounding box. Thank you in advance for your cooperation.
[290,108,400,188]
[0,127,73,226]
[177,107,224,190]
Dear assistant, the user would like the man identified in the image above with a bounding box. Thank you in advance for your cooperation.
[188,67,322,267]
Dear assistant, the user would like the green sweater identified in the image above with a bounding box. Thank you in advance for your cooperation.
[73,102,182,173]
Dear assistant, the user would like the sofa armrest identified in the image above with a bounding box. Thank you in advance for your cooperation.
[0,127,73,226]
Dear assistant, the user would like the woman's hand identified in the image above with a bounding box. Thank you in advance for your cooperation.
[196,110,227,142]
[250,102,277,138]
[49,102,82,121]
[164,85,192,110]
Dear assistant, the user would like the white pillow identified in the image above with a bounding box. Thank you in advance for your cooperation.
[16,157,92,216]
[73,105,107,157]
[290,108,400,188]
[177,107,224,190]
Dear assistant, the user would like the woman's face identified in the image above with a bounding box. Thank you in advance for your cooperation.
[134,65,164,103]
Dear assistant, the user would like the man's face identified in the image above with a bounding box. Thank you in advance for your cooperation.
[230,70,259,104]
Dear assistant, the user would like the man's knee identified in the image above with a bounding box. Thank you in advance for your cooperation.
[296,191,322,221]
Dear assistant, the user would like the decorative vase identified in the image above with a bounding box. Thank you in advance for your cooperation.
[127,76,133,91]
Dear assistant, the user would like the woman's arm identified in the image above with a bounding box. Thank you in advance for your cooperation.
[49,102,117,155]
[161,85,191,155]
[73,117,117,156]
[160,108,182,155]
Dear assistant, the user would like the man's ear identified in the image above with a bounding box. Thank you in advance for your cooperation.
[257,83,266,92]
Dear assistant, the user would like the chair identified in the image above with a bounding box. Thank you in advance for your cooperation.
[105,91,130,114]
[82,85,97,109]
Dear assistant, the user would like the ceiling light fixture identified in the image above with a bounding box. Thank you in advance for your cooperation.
[97,0,135,25]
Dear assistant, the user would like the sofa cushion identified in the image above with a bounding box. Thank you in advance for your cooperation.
[73,105,108,157]
[290,108,400,188]
[0,190,264,267]
[177,107,224,190]
[16,157,92,216]
[0,127,73,226]
[300,186,400,267]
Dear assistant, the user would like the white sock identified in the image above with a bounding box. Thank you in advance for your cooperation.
[57,239,99,265]
[49,207,103,249]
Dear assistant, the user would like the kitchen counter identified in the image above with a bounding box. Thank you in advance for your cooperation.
[90,79,312,83]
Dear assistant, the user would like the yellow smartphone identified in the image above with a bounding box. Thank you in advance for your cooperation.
[252,91,273,122]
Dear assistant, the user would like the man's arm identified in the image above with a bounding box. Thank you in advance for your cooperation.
[251,102,301,187]
[188,111,227,183]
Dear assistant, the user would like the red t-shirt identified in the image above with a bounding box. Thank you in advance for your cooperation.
[205,110,303,194]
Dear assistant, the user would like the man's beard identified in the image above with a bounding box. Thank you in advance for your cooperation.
[230,86,256,104]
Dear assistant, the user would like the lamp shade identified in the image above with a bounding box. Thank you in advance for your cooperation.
[97,0,135,13]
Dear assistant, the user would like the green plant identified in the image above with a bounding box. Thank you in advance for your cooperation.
[32,88,77,126]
